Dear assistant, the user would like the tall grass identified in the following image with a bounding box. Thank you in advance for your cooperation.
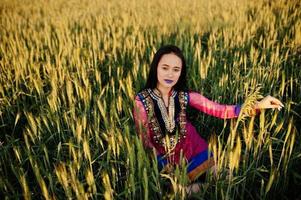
[0,0,300,199]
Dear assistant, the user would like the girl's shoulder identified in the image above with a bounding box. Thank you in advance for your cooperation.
[185,90,205,96]
[135,89,150,101]
[177,90,190,97]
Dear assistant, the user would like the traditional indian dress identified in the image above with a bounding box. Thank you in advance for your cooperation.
[133,88,241,181]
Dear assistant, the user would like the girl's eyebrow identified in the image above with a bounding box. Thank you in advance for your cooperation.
[162,64,181,69]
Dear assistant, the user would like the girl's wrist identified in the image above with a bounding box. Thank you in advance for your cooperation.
[254,101,259,110]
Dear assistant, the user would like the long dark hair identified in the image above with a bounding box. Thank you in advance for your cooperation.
[144,45,187,91]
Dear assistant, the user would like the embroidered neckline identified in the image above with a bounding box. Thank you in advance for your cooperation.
[138,89,188,149]
[149,88,177,100]
[148,88,177,133]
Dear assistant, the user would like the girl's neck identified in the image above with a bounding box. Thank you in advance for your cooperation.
[156,86,172,97]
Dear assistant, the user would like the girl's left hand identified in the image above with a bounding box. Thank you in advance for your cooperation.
[254,95,284,111]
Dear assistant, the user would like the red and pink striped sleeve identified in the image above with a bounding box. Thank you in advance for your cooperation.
[133,96,154,149]
[188,91,241,119]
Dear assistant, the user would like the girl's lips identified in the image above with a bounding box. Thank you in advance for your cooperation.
[164,79,173,84]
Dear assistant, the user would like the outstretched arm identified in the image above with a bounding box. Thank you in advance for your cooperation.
[133,96,154,149]
[188,91,241,119]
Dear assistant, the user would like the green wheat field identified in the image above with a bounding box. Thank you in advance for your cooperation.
[0,0,300,199]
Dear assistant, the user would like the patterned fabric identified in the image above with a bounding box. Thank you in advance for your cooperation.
[133,89,241,181]
[137,89,188,149]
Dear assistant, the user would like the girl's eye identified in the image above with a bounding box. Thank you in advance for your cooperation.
[174,69,180,72]
[162,67,168,70]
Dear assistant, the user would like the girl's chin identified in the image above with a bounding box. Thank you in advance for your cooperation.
[157,82,176,89]
[160,84,174,89]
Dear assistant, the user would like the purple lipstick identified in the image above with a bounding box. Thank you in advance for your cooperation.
[164,79,173,84]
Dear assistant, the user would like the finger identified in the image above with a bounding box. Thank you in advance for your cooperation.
[266,104,282,109]
[276,102,284,108]
[270,98,283,107]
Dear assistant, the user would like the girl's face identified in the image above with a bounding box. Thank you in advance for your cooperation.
[156,53,182,90]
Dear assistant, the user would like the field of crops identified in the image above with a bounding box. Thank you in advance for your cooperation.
[0,0,300,199]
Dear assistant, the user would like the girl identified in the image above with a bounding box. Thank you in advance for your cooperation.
[133,45,283,194]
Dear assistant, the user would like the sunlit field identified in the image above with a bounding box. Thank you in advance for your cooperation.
[0,0,300,199]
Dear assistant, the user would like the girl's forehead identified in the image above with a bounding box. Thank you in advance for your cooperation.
[159,53,182,67]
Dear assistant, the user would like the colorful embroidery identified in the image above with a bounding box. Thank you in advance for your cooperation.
[138,89,188,148]
[148,88,176,133]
